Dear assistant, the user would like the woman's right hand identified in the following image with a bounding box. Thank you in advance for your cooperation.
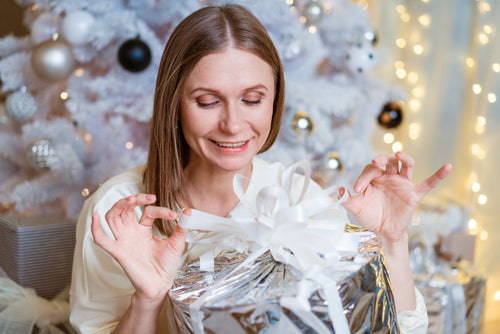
[91,193,189,306]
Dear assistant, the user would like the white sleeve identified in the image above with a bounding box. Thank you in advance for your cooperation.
[69,189,138,333]
[397,287,429,334]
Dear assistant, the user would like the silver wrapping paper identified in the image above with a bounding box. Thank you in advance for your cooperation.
[169,227,400,334]
[415,263,486,334]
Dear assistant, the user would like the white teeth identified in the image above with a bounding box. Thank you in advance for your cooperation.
[216,141,246,148]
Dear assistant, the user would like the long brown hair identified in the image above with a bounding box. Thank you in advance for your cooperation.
[144,4,285,236]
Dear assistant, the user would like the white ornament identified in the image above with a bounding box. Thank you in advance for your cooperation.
[5,90,37,123]
[345,43,377,75]
[61,11,96,46]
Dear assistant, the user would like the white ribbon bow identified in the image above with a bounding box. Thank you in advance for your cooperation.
[180,160,367,334]
[0,269,70,334]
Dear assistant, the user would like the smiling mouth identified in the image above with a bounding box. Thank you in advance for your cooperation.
[215,141,248,148]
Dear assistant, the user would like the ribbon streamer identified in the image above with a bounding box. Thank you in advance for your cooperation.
[180,160,364,334]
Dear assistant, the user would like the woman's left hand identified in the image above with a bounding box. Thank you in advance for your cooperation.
[341,151,452,245]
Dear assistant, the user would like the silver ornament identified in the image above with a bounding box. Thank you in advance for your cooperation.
[5,90,37,123]
[26,138,55,170]
[303,0,324,24]
[31,40,75,82]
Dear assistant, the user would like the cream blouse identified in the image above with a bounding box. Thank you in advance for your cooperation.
[69,157,428,334]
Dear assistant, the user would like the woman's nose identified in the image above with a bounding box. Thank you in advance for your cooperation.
[219,103,242,134]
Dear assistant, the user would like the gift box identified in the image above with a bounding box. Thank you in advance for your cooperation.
[169,161,401,333]
[0,215,76,299]
[169,226,400,334]
[408,205,485,334]
[415,262,486,334]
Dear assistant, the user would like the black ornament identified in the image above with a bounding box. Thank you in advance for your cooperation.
[377,102,403,129]
[117,38,152,72]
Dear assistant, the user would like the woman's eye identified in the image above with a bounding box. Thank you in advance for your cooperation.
[197,100,219,108]
[243,99,262,105]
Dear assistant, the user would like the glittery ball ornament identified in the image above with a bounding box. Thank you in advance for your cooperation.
[5,90,37,123]
[117,38,152,72]
[377,102,403,129]
[302,0,324,24]
[292,110,315,135]
[26,138,55,170]
[31,40,75,82]
[61,10,96,46]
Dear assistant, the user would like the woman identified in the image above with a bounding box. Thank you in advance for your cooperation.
[70,4,451,334]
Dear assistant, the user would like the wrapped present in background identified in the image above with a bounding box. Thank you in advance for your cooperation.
[0,215,76,299]
[409,205,486,334]
[169,161,400,334]
[414,262,486,334]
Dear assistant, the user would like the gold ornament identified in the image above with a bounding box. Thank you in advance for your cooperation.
[324,151,342,172]
[292,110,315,135]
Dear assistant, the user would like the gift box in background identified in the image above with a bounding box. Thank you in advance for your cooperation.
[409,205,486,334]
[169,232,400,334]
[415,263,486,334]
[0,215,76,299]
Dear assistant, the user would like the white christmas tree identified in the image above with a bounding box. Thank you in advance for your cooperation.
[0,0,406,219]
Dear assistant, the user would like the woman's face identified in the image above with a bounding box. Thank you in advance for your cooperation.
[180,47,275,174]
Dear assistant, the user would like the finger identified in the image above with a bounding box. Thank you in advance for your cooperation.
[91,213,116,254]
[396,151,415,180]
[416,163,453,198]
[165,223,189,255]
[340,188,362,218]
[353,164,385,193]
[385,155,399,175]
[106,194,157,227]
[139,206,177,227]
[373,153,401,175]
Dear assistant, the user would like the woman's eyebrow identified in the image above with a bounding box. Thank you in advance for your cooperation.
[189,84,269,95]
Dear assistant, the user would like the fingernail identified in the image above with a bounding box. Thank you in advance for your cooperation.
[338,187,345,198]
[354,185,362,193]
